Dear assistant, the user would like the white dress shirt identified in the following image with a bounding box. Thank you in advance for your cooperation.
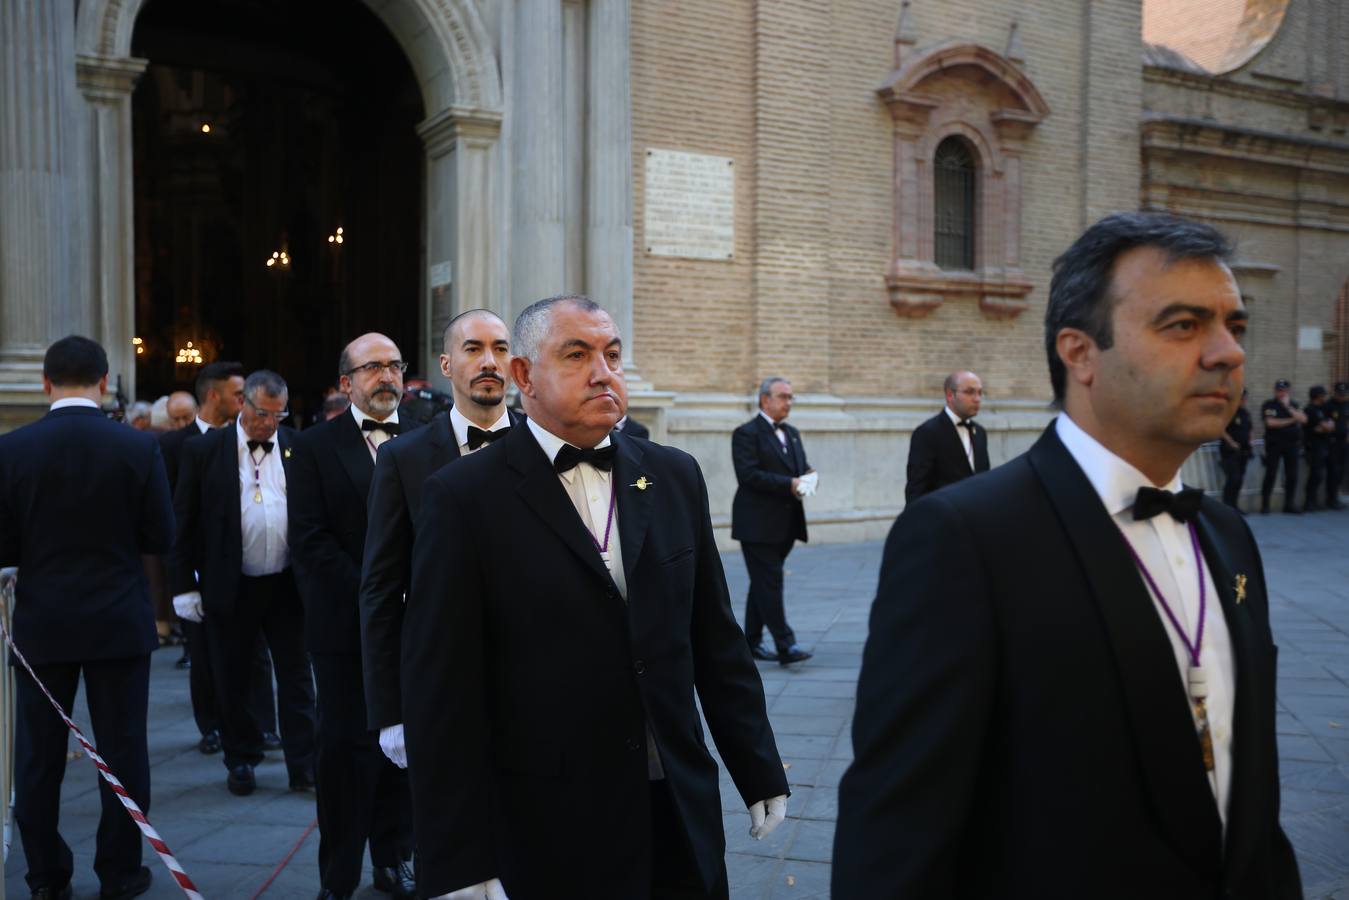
[349,403,400,459]
[759,409,788,452]
[944,405,975,470]
[50,397,99,411]
[193,415,213,434]
[1056,413,1235,826]
[450,405,512,457]
[237,419,289,576]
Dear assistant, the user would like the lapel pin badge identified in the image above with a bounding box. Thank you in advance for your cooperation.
[1234,573,1247,604]
[283,447,292,459]
[630,476,653,491]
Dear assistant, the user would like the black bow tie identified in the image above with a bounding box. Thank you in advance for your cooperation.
[361,419,401,435]
[467,425,510,451]
[960,419,976,430]
[1132,486,1203,523]
[247,440,274,455]
[554,443,615,474]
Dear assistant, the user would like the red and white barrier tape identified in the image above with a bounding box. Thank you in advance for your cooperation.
[0,613,203,899]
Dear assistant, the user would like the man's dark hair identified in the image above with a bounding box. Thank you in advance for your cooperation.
[443,308,507,352]
[43,335,108,387]
[1045,212,1234,405]
[243,369,288,403]
[194,361,245,404]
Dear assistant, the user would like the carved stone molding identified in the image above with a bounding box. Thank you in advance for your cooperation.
[876,41,1049,319]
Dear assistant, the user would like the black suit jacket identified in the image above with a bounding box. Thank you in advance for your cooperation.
[618,416,650,440]
[833,424,1302,900]
[904,409,990,503]
[730,414,809,545]
[404,426,787,898]
[358,408,522,729]
[158,421,205,494]
[168,423,298,618]
[288,411,416,655]
[0,407,174,665]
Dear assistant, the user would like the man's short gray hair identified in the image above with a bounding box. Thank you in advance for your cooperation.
[126,401,152,423]
[244,370,288,402]
[511,294,602,363]
[758,377,790,398]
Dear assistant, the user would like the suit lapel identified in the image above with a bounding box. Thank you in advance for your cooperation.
[1027,426,1223,872]
[505,426,613,587]
[276,427,295,480]
[612,433,653,586]
[334,414,375,506]
[757,415,793,472]
[428,413,460,471]
[973,423,990,473]
[941,414,974,477]
[216,426,242,545]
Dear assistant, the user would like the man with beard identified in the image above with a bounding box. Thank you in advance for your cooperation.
[405,295,788,900]
[360,310,523,770]
[834,213,1301,898]
[904,370,991,503]
[289,333,416,899]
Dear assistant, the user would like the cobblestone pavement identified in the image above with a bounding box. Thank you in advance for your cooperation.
[6,511,1348,899]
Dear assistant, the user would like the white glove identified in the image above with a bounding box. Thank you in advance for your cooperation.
[795,471,819,498]
[379,724,408,768]
[172,591,204,623]
[436,878,509,900]
[748,794,788,840]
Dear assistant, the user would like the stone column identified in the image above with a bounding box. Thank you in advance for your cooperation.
[77,54,148,400]
[0,0,81,404]
[510,0,565,317]
[586,0,638,369]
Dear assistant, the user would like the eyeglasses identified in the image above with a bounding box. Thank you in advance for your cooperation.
[344,360,408,377]
[245,397,290,422]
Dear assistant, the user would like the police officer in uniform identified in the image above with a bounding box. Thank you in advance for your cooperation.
[1303,385,1335,511]
[1260,378,1305,514]
[1327,381,1349,510]
[1219,389,1253,510]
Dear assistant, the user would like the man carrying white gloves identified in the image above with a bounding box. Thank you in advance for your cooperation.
[405,295,791,899]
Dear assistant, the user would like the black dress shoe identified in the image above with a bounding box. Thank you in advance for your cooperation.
[226,763,256,796]
[30,884,72,900]
[314,891,352,900]
[99,866,152,900]
[778,645,813,666]
[372,861,417,898]
[748,642,778,662]
[262,731,284,752]
[288,768,316,792]
[198,730,221,754]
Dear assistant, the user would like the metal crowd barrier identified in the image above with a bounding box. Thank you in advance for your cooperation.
[1,566,14,900]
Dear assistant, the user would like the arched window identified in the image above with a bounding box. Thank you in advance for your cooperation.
[934,137,976,270]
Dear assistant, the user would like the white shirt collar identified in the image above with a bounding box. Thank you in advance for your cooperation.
[758,409,781,429]
[450,404,512,448]
[50,397,99,411]
[1055,413,1182,518]
[944,405,966,427]
[349,402,399,431]
[525,418,612,483]
[194,415,213,434]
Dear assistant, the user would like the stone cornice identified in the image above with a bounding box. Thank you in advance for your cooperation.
[1143,64,1343,113]
[416,106,503,155]
[1142,115,1349,176]
[75,54,148,100]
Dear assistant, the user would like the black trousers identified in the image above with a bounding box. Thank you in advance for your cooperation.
[740,540,797,653]
[649,781,728,900]
[14,655,150,894]
[1329,440,1347,503]
[1261,443,1299,508]
[204,570,316,774]
[310,651,413,894]
[1305,442,1329,507]
[184,619,278,738]
[1219,449,1249,508]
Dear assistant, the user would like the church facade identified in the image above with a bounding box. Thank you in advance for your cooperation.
[1,0,1345,541]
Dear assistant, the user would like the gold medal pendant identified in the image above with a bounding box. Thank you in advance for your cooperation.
[253,490,263,503]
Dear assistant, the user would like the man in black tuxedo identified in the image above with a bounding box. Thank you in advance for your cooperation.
[615,414,650,439]
[169,370,317,798]
[359,310,521,771]
[730,378,814,665]
[0,336,173,900]
[160,361,278,756]
[405,295,789,899]
[290,333,417,900]
[834,213,1302,899]
[904,370,990,503]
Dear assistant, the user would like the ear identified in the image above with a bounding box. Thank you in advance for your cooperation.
[98,374,110,396]
[1055,327,1099,393]
[438,353,452,379]
[509,356,534,397]
[338,374,353,395]
[41,375,53,397]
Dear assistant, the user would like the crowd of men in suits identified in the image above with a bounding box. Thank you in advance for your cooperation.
[0,211,1310,899]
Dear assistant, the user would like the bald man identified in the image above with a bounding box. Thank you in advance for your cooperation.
[289,333,416,900]
[166,391,199,431]
[904,370,991,503]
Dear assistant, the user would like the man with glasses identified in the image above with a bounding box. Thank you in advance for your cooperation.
[904,370,991,503]
[289,334,416,900]
[169,370,317,798]
[730,377,814,666]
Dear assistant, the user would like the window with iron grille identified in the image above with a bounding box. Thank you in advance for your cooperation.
[934,137,976,271]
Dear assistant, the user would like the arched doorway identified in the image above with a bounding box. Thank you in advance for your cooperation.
[73,0,505,403]
[129,0,424,417]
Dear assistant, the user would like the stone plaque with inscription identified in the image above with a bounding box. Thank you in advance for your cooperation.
[644,149,735,260]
